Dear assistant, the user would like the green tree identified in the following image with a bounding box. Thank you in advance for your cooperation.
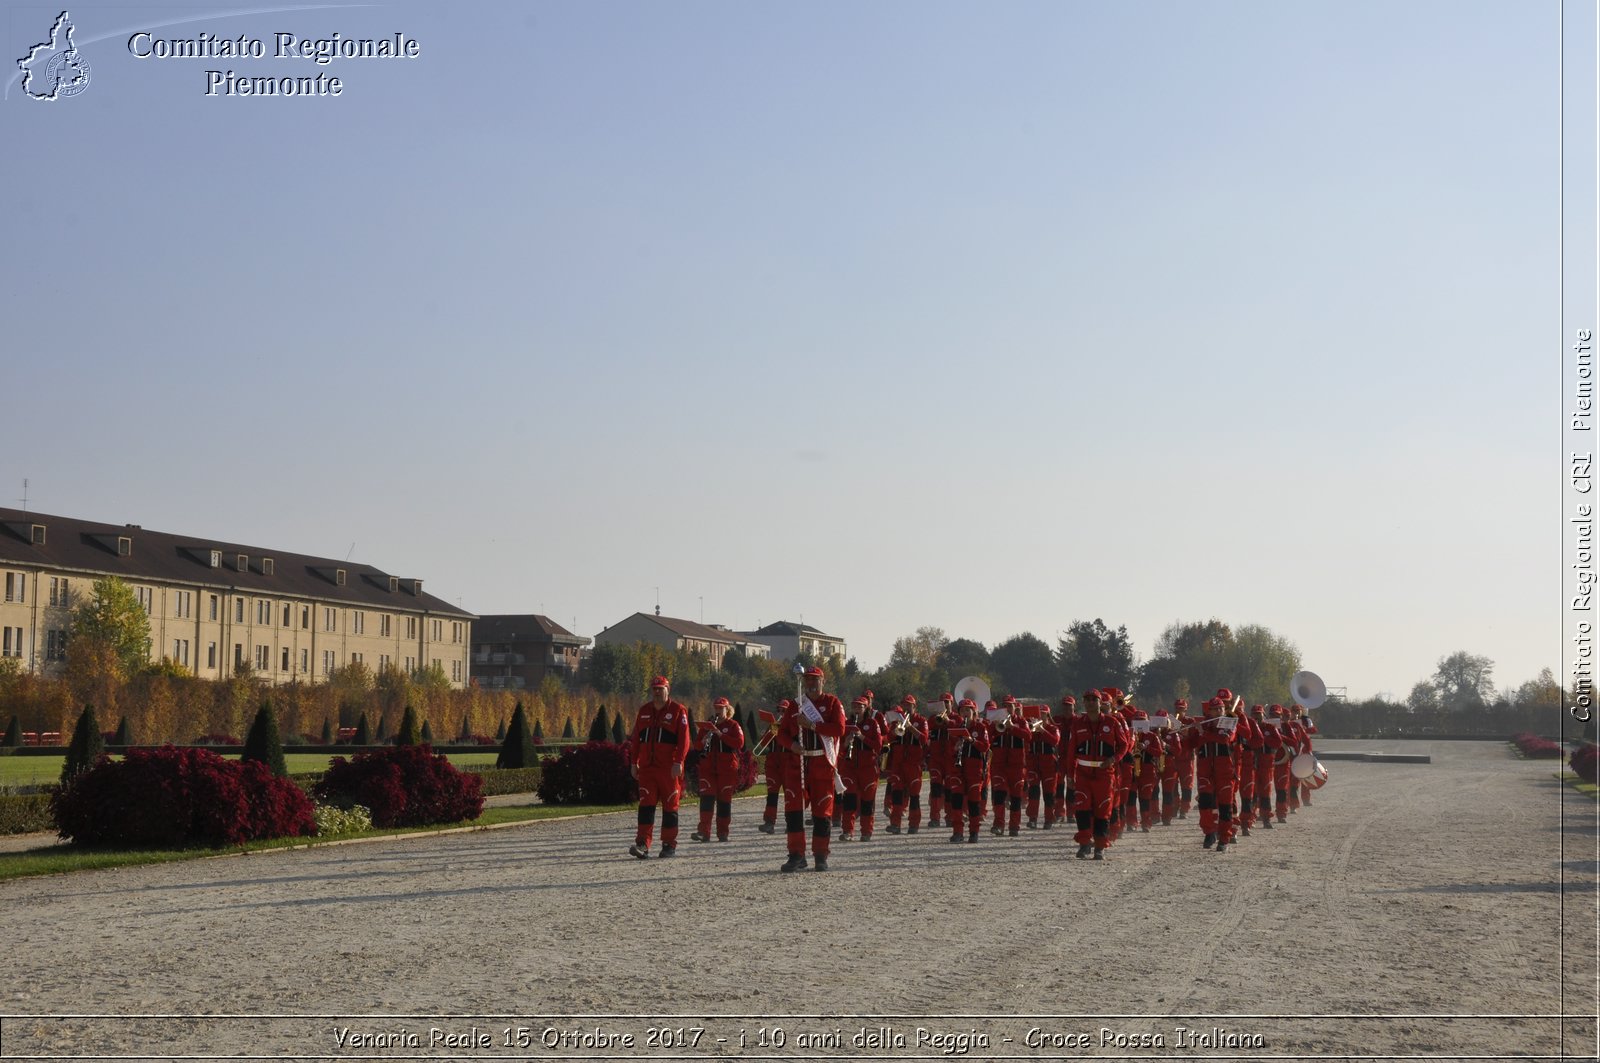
[411,662,450,692]
[990,633,1058,697]
[3,714,21,748]
[242,700,288,777]
[611,712,626,744]
[1057,619,1138,695]
[497,701,535,769]
[1432,651,1495,712]
[938,638,991,678]
[61,704,105,786]
[561,716,575,739]
[532,717,544,740]
[420,720,434,743]
[589,705,611,743]
[70,576,150,680]
[889,626,948,670]
[1407,680,1440,713]
[320,718,334,744]
[395,704,423,747]
[375,714,388,743]
[353,712,371,746]
[112,715,132,745]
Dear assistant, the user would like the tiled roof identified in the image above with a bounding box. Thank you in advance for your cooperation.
[474,614,589,646]
[0,507,473,618]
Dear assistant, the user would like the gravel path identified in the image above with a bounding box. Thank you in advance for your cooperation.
[0,740,1594,1061]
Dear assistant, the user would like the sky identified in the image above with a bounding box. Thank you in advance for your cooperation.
[2,1,1583,701]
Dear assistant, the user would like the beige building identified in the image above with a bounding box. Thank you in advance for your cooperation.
[593,611,769,670]
[735,620,847,664]
[0,508,474,688]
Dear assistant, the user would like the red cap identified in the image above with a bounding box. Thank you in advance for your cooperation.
[1250,703,1264,715]
[650,676,669,689]
[1268,704,1284,717]
[958,698,977,709]
[901,694,917,706]
[941,692,954,703]
[1002,694,1017,705]
[852,696,869,707]
[984,699,998,710]
[777,698,795,711]
[1060,695,1077,707]
[862,689,874,698]
[803,666,825,679]
[1156,709,1169,717]
[1216,687,1234,702]
[1084,689,1103,703]
[1174,698,1189,710]
[713,696,730,708]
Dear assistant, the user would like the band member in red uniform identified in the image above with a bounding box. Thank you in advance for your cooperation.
[926,692,956,828]
[778,667,847,872]
[1025,706,1062,829]
[1133,714,1166,832]
[1254,705,1284,829]
[1110,690,1143,842]
[628,676,691,859]
[885,695,930,834]
[1069,689,1133,859]
[990,698,1030,836]
[947,699,991,843]
[755,703,787,834]
[1269,704,1296,822]
[839,696,885,841]
[1191,691,1241,852]
[1154,710,1181,825]
[689,697,745,843]
[1291,703,1318,805]
[1051,695,1077,816]
[1232,706,1264,837]
[1173,698,1196,817]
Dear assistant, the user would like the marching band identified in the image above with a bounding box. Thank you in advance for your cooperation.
[627,672,1325,872]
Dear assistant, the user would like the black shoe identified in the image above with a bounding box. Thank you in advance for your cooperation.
[1140,825,1149,833]
[757,822,775,834]
[1076,844,1091,859]
[907,825,918,835]
[1042,820,1053,830]
[1092,848,1105,860]
[990,824,1004,836]
[1203,833,1216,849]
[949,833,964,843]
[628,844,649,860]
[1241,825,1251,837]
[886,824,902,835]
[1026,820,1038,830]
[658,846,676,859]
[780,854,808,873]
[1178,811,1187,819]
[1262,818,1274,829]
[1215,841,1228,853]
[967,832,979,843]
[690,831,710,843]
[813,856,829,872]
[717,835,729,842]
[1009,827,1019,837]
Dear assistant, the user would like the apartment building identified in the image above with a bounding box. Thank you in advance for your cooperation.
[593,611,770,670]
[0,508,474,688]
[470,614,591,691]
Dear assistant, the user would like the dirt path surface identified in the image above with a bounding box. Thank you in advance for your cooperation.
[1,741,1595,1061]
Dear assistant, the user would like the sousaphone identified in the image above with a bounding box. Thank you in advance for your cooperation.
[952,675,991,710]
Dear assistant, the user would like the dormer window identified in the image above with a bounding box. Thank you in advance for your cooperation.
[117,537,131,557]
[336,568,346,586]
[210,550,221,568]
[30,524,44,545]
[237,554,248,572]
[262,558,274,576]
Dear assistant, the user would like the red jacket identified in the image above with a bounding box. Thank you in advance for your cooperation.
[842,712,885,776]
[779,694,847,754]
[631,700,691,769]
[698,716,745,778]
[1068,712,1132,767]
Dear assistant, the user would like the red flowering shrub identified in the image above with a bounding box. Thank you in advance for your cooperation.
[52,746,315,847]
[1571,742,1600,784]
[537,741,638,805]
[314,744,484,828]
[1511,733,1563,758]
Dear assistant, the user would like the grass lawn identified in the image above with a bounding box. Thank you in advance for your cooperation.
[2,751,503,789]
[0,802,631,882]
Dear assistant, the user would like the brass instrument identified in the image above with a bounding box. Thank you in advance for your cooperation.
[751,709,781,757]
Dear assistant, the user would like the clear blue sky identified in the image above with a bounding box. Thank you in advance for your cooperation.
[3,1,1566,700]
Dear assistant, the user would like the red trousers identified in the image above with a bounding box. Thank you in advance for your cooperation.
[990,751,1026,832]
[783,755,838,857]
[886,752,924,829]
[635,764,683,849]
[1195,754,1237,842]
[1073,763,1117,849]
[842,769,879,838]
[947,758,987,837]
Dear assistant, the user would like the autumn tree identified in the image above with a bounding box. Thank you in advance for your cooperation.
[1056,619,1138,696]
[70,576,150,680]
[990,633,1059,697]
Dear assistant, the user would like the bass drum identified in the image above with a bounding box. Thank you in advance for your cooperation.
[1309,760,1329,789]
[1291,752,1317,780]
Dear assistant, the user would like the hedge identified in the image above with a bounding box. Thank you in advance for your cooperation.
[0,793,53,834]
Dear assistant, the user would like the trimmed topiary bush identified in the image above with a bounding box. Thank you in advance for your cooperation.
[314,745,484,828]
[420,720,433,743]
[2,715,20,748]
[61,705,105,787]
[588,706,611,743]
[536,741,638,805]
[112,716,132,746]
[611,713,625,745]
[497,702,536,770]
[352,713,371,746]
[533,718,544,740]
[561,717,575,739]
[321,718,334,745]
[396,705,423,747]
[242,701,288,777]
[52,746,315,847]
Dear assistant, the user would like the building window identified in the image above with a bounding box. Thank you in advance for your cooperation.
[322,649,335,674]
[4,572,24,603]
[406,616,417,639]
[255,645,270,671]
[173,639,190,667]
[350,651,363,665]
[281,648,290,672]
[209,594,219,621]
[234,643,245,668]
[431,620,442,641]
[324,608,337,632]
[451,659,461,682]
[49,577,71,607]
[404,655,415,672]
[353,612,365,635]
[380,614,392,637]
[207,642,217,669]
[379,654,391,671]
[235,598,244,623]
[136,586,154,614]
[256,600,271,625]
[283,604,291,627]
[301,607,310,629]
[2,627,21,657]
[300,648,309,673]
[174,591,192,619]
[451,622,462,643]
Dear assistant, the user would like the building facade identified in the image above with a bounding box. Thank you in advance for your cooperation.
[0,508,474,688]
[470,614,591,691]
[593,612,769,670]
[736,620,847,664]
